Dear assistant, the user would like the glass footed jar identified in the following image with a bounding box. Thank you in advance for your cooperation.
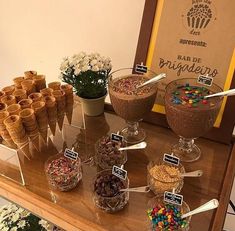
[165,78,222,162]
[93,169,129,213]
[147,196,191,231]
[95,135,127,169]
[147,160,185,195]
[45,152,82,191]
[108,68,158,144]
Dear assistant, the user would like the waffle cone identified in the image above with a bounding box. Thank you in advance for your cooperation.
[19,141,31,160]
[19,99,33,109]
[24,71,37,80]
[57,114,65,131]
[0,91,6,101]
[6,104,21,115]
[30,134,40,151]
[66,105,73,124]
[0,103,7,112]
[40,88,53,97]
[13,77,25,89]
[28,92,43,102]
[40,129,48,143]
[48,120,56,135]
[48,81,61,90]
[2,85,15,96]
[1,95,16,106]
[21,80,36,95]
[13,89,27,102]
[33,75,46,91]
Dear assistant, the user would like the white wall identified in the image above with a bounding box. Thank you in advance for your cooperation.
[0,0,145,86]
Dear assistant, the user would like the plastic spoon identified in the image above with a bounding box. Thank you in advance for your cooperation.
[181,199,219,219]
[118,141,147,151]
[119,185,150,193]
[204,89,235,99]
[180,170,203,177]
[136,73,166,89]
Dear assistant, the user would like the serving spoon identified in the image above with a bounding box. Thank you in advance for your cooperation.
[119,185,150,193]
[118,141,147,151]
[181,199,219,219]
[204,88,235,99]
[136,73,166,89]
[165,169,203,178]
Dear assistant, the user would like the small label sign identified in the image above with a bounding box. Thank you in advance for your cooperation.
[135,64,148,74]
[164,191,183,206]
[197,75,213,86]
[112,165,127,180]
[64,148,78,161]
[163,153,180,166]
[111,133,124,142]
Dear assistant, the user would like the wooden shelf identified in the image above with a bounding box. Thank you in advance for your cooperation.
[0,109,234,231]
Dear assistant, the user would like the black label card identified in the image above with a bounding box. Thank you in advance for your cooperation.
[164,191,183,206]
[163,153,180,166]
[135,64,148,74]
[112,165,127,180]
[111,133,124,142]
[64,148,78,161]
[197,75,213,86]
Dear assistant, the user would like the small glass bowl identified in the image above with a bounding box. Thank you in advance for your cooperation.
[93,169,129,213]
[147,196,191,231]
[45,152,82,191]
[95,135,127,169]
[147,160,185,195]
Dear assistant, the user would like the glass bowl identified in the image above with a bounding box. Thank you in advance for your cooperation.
[93,169,129,213]
[147,160,185,195]
[147,196,191,231]
[45,152,82,191]
[95,135,127,169]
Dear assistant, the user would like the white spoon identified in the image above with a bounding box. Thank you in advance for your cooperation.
[181,199,219,219]
[118,141,147,151]
[204,88,235,99]
[119,185,150,193]
[180,170,203,178]
[136,73,166,89]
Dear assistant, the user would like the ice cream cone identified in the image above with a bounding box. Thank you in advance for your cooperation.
[0,103,7,112]
[28,92,43,102]
[33,75,46,91]
[6,104,21,115]
[2,85,15,96]
[1,95,16,106]
[48,81,61,90]
[44,96,57,135]
[66,104,73,125]
[13,89,27,102]
[18,99,33,109]
[31,101,48,141]
[0,91,5,102]
[60,84,74,105]
[18,141,31,160]
[40,88,53,97]
[41,128,48,143]
[13,77,25,89]
[30,134,40,151]
[21,80,36,95]
[57,115,64,131]
[24,70,37,80]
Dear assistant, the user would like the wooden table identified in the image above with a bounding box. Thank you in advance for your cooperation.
[0,105,234,231]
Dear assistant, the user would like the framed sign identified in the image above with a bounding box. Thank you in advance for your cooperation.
[134,0,235,144]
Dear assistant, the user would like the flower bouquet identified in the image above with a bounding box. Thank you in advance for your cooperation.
[0,203,63,231]
[59,52,112,116]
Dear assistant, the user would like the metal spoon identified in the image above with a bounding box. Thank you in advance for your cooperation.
[136,73,166,89]
[118,141,147,151]
[119,185,150,193]
[204,88,235,99]
[181,199,219,219]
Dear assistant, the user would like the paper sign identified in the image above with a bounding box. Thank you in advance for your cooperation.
[112,165,127,180]
[135,64,148,74]
[197,75,213,86]
[64,148,78,161]
[164,191,183,206]
[163,153,180,166]
[111,133,124,142]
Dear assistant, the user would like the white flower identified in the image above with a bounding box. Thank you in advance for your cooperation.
[11,213,20,222]
[90,59,98,66]
[17,220,26,228]
[2,227,9,231]
[74,66,81,75]
[91,65,99,72]
[81,65,90,72]
[60,58,70,72]
[10,227,17,231]
[20,210,30,218]
[39,219,54,231]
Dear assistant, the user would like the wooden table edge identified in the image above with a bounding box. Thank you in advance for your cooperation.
[210,142,235,231]
[0,178,107,231]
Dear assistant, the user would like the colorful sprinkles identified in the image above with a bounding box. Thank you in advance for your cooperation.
[147,204,188,230]
[171,83,214,108]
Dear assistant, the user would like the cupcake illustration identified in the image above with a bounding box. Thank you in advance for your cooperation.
[187,4,212,29]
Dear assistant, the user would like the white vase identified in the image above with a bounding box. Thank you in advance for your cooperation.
[79,94,107,116]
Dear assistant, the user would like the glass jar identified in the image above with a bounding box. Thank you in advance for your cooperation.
[95,135,127,169]
[93,169,129,212]
[147,160,185,195]
[147,196,191,231]
[45,152,82,191]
